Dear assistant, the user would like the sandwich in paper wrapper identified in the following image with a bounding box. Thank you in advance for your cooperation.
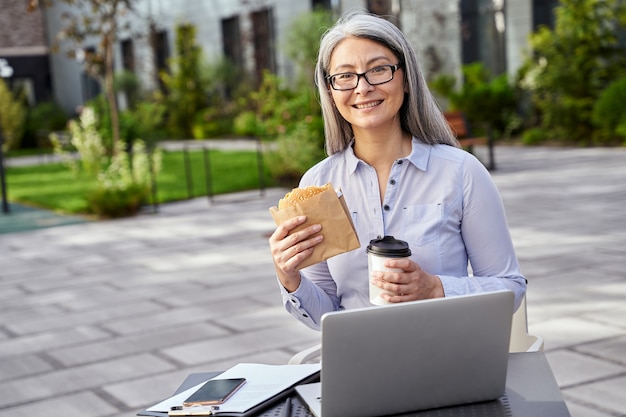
[270,183,360,269]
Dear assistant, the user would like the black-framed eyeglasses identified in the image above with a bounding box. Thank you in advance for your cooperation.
[326,63,403,91]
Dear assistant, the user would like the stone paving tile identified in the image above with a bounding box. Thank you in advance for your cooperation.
[5,300,163,336]
[47,322,231,367]
[0,354,175,408]
[160,326,319,367]
[534,317,625,351]
[566,401,615,417]
[545,350,626,388]
[563,375,626,416]
[0,391,118,417]
[101,298,268,336]
[0,325,110,357]
[0,354,53,382]
[575,335,626,366]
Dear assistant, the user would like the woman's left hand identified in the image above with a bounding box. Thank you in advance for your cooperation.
[371,258,445,303]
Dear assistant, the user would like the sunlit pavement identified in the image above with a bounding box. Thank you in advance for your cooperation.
[0,145,625,417]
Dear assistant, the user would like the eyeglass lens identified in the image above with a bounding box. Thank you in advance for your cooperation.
[330,65,396,90]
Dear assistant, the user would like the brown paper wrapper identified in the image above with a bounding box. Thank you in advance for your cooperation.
[269,183,361,269]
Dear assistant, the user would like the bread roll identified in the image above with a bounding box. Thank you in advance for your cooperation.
[278,184,330,210]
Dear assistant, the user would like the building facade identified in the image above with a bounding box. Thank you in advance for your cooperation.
[1,0,558,117]
[0,0,52,106]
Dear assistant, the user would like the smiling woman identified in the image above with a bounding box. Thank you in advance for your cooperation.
[268,11,527,331]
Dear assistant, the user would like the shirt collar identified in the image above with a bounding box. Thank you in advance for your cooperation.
[406,137,431,171]
[345,137,431,173]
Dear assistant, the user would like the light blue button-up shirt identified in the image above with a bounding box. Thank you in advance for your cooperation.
[281,138,526,330]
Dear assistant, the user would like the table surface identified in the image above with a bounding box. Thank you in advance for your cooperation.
[138,352,571,417]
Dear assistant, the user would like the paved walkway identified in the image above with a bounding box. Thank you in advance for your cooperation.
[0,146,625,417]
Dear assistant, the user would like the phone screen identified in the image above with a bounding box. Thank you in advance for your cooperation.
[183,378,247,407]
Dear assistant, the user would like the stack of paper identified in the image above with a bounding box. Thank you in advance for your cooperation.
[146,363,320,416]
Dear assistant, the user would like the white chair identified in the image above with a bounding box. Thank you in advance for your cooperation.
[509,294,544,352]
[288,294,543,364]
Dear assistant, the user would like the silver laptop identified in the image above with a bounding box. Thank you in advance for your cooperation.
[296,290,514,417]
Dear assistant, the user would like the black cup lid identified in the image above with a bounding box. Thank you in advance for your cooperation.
[367,235,411,257]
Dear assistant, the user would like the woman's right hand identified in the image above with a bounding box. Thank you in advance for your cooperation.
[268,214,323,292]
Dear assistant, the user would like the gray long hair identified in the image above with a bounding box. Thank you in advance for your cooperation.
[315,12,458,155]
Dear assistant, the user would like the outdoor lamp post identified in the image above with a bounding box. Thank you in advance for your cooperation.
[0,126,8,214]
[0,58,12,214]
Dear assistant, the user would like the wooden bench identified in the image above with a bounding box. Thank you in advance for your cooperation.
[444,111,495,170]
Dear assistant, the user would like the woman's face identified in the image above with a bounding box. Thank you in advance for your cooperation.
[327,37,405,135]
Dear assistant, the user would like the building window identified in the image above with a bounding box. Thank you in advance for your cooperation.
[251,7,276,86]
[81,46,101,103]
[151,30,169,91]
[121,39,134,72]
[81,72,101,103]
[367,0,400,27]
[222,16,243,69]
[460,0,506,75]
[532,0,559,30]
[312,0,331,8]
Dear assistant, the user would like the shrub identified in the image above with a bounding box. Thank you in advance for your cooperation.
[50,106,162,218]
[192,103,235,139]
[86,94,166,149]
[22,101,68,149]
[592,77,626,145]
[430,62,518,140]
[0,78,27,152]
[266,115,325,186]
[519,0,626,145]
[521,128,548,146]
[160,23,209,138]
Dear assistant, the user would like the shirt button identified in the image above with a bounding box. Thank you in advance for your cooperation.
[383,204,390,211]
[397,160,403,165]
[390,179,396,185]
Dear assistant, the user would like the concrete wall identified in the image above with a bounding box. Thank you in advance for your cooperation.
[505,0,533,79]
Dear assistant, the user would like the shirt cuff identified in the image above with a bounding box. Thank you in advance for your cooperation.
[279,276,319,329]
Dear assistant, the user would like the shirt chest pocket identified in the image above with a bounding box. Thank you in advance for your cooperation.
[402,203,443,246]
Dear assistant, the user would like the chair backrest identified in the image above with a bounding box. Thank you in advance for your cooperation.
[509,294,544,352]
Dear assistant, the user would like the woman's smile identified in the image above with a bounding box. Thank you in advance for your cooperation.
[353,100,383,109]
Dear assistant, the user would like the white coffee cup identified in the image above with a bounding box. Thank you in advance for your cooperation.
[367,236,411,306]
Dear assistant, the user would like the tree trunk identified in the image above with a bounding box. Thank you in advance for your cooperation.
[104,30,120,154]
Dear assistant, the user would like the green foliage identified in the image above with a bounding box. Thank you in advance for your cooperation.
[430,62,518,139]
[22,101,69,149]
[86,94,166,147]
[267,116,325,187]
[115,70,141,109]
[190,58,248,139]
[160,23,209,138]
[234,69,325,183]
[0,78,27,152]
[283,8,335,82]
[592,77,626,145]
[521,127,548,146]
[155,149,272,200]
[6,162,91,213]
[234,71,320,139]
[50,106,162,218]
[7,149,269,214]
[519,0,626,145]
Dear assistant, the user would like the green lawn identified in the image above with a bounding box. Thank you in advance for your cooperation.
[6,149,273,214]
